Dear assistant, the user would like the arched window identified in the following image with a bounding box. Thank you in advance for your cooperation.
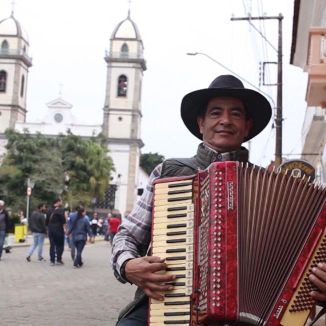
[117,75,128,97]
[1,40,9,53]
[20,75,25,97]
[0,70,7,92]
[120,43,129,58]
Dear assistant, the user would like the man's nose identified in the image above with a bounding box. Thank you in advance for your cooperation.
[219,112,232,124]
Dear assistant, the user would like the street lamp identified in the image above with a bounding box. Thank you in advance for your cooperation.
[186,52,275,107]
[26,177,35,227]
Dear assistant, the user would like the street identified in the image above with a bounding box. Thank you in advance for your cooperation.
[0,241,136,326]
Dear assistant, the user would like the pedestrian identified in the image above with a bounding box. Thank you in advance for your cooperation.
[111,74,326,325]
[26,203,47,262]
[45,198,66,266]
[90,212,99,243]
[66,205,92,268]
[0,200,10,261]
[109,215,121,245]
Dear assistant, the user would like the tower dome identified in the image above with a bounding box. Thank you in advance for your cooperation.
[0,13,29,44]
[111,14,142,42]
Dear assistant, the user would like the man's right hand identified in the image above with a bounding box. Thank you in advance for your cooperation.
[124,256,176,300]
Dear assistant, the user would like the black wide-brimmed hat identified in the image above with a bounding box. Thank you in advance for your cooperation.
[181,75,272,142]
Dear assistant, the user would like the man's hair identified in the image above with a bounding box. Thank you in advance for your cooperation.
[37,203,45,210]
[53,198,62,205]
[0,200,5,206]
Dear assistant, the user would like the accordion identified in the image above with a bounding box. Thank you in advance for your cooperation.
[149,161,326,326]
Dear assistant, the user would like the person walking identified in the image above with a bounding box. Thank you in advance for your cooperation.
[45,198,66,266]
[90,212,99,243]
[0,200,10,261]
[26,203,47,262]
[66,205,92,268]
[109,215,121,245]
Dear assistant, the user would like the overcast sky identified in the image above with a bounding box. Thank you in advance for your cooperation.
[0,0,308,167]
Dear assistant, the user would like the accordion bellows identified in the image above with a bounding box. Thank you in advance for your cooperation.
[149,162,326,326]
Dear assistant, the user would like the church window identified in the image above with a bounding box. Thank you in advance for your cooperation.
[121,43,129,58]
[1,40,9,53]
[0,71,7,92]
[20,75,25,97]
[117,75,128,97]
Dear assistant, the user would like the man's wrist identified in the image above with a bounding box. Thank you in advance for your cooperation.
[120,259,132,283]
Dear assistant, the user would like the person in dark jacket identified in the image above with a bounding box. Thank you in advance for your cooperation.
[112,75,326,325]
[67,205,92,268]
[26,203,47,262]
[0,200,10,261]
[45,198,66,266]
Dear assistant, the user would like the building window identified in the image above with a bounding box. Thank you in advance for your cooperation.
[117,75,128,97]
[121,43,129,58]
[0,70,7,92]
[1,40,9,53]
[20,75,25,97]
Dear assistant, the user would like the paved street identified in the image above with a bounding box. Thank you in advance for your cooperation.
[0,241,137,326]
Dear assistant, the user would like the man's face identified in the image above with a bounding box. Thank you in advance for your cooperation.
[197,97,252,152]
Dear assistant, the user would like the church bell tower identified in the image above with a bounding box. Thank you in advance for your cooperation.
[102,12,146,216]
[0,12,32,134]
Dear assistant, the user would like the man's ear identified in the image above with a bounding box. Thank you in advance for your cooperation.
[245,118,253,137]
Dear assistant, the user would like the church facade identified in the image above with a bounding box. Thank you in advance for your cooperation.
[0,12,148,216]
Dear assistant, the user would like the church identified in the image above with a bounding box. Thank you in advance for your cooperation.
[0,11,149,217]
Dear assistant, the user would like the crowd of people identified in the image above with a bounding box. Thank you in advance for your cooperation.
[0,197,121,268]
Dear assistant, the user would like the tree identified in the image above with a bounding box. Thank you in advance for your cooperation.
[140,152,165,175]
[0,130,114,212]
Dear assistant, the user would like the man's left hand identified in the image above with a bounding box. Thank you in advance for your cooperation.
[309,263,326,302]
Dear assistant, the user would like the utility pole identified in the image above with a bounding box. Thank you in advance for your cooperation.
[231,14,283,167]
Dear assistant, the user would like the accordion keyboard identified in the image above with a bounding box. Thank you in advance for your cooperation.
[149,179,194,326]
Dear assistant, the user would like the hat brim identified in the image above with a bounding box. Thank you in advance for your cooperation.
[181,88,272,142]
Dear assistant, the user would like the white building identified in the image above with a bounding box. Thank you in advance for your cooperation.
[0,12,149,216]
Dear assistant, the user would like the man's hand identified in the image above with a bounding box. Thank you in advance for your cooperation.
[309,263,326,302]
[124,256,176,300]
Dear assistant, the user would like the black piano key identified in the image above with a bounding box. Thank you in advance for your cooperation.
[168,182,192,188]
[175,274,186,279]
[167,206,188,212]
[166,239,186,243]
[165,256,186,261]
[164,320,190,324]
[167,213,188,219]
[168,189,192,195]
[167,223,187,229]
[164,311,190,316]
[168,196,192,202]
[165,293,186,298]
[166,231,187,236]
[166,266,186,271]
[165,282,186,286]
[164,301,191,305]
[166,248,186,253]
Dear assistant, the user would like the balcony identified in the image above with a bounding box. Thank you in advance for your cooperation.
[306,27,326,108]
[104,51,146,70]
[0,48,32,67]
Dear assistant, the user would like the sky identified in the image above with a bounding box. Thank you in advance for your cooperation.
[0,0,308,167]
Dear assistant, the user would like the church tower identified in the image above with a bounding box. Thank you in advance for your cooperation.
[0,12,32,134]
[102,12,146,216]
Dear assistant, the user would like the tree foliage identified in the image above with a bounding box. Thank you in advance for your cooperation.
[0,130,114,212]
[140,152,165,175]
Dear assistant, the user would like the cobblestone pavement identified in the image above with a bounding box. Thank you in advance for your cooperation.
[0,241,136,326]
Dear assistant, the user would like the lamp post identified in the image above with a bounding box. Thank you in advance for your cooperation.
[186,52,275,106]
[26,177,35,227]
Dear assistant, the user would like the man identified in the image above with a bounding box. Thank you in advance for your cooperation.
[26,203,47,262]
[108,214,121,245]
[45,198,66,265]
[66,205,92,268]
[0,200,10,261]
[111,75,326,325]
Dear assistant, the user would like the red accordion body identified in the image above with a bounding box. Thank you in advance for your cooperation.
[149,162,326,326]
